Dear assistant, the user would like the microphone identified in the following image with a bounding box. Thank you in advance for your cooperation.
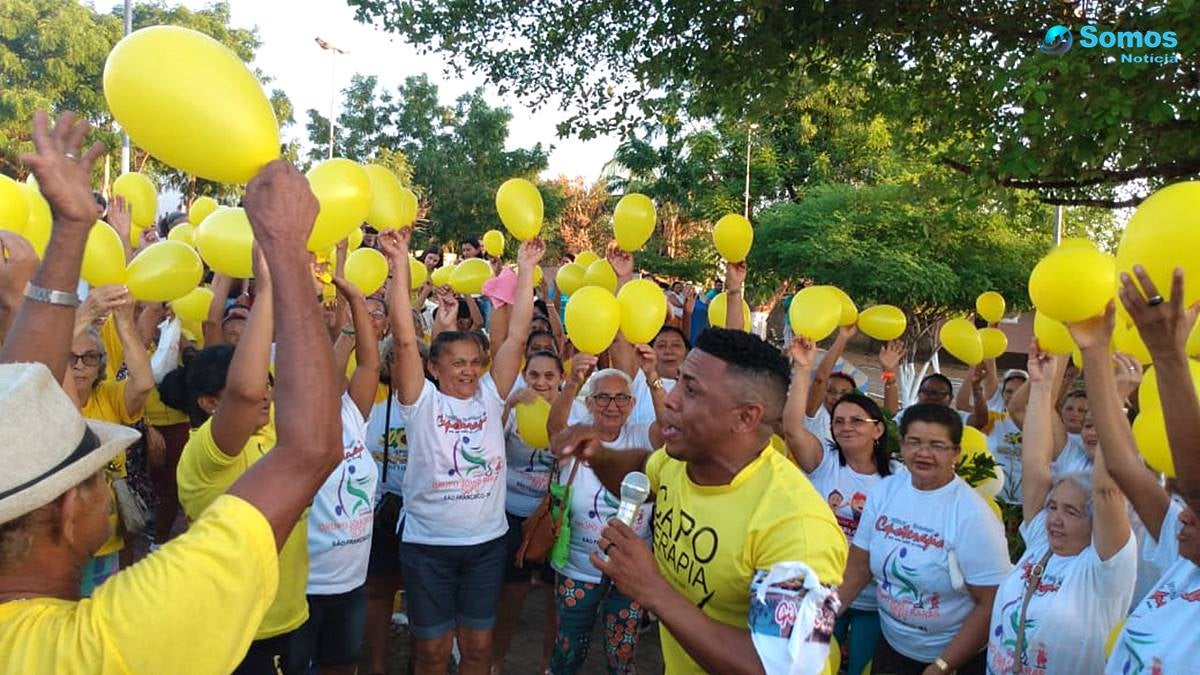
[615,471,652,527]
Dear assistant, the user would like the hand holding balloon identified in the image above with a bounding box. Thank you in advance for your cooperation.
[517,238,547,274]
[605,242,634,282]
[1118,266,1200,359]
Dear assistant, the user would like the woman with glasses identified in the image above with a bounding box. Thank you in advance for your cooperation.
[839,404,1011,675]
[544,347,666,674]
[783,336,899,675]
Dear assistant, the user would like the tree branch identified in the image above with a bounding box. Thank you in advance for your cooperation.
[1037,195,1144,209]
[941,155,1200,193]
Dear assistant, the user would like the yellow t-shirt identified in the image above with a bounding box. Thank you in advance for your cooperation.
[81,380,140,557]
[176,418,308,639]
[0,495,278,675]
[143,384,188,427]
[645,446,848,675]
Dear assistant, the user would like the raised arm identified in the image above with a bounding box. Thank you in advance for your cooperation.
[967,366,991,430]
[542,270,565,348]
[225,160,342,550]
[487,300,510,363]
[203,273,236,347]
[105,195,134,264]
[1091,441,1132,561]
[112,296,154,417]
[378,228,426,405]
[549,354,595,437]
[807,325,855,417]
[1021,343,1060,525]
[461,293,483,331]
[878,339,904,413]
[635,343,668,447]
[782,337,825,472]
[681,285,697,342]
[492,239,545,398]
[332,276,380,419]
[1,111,104,376]
[209,250,273,457]
[953,364,975,412]
[724,261,746,331]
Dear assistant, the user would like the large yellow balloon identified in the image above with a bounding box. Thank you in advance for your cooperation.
[408,256,428,288]
[1132,409,1175,477]
[112,172,157,228]
[1116,181,1200,307]
[1139,359,1200,414]
[976,291,1005,324]
[574,250,600,269]
[564,286,621,355]
[617,279,668,344]
[0,175,30,233]
[19,183,51,257]
[940,318,983,365]
[170,286,214,322]
[515,397,552,448]
[430,265,452,288]
[1113,309,1153,364]
[167,222,195,247]
[307,159,373,252]
[556,262,586,296]
[345,248,389,296]
[613,193,656,252]
[363,164,405,230]
[450,258,493,295]
[126,241,203,302]
[483,229,505,257]
[103,26,279,184]
[81,222,127,287]
[857,305,907,341]
[495,178,543,240]
[398,187,419,227]
[1033,311,1075,355]
[707,291,751,331]
[583,259,618,293]
[789,286,841,341]
[195,207,254,278]
[189,196,218,226]
[828,286,858,327]
[979,327,1009,360]
[1029,245,1116,323]
[712,213,753,262]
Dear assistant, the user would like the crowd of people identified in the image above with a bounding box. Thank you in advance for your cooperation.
[1,109,1199,675]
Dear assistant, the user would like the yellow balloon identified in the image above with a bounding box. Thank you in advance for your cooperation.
[857,305,907,341]
[961,426,989,461]
[574,250,600,269]
[583,259,618,293]
[940,318,983,365]
[103,26,280,184]
[398,187,419,227]
[409,256,428,288]
[982,494,1003,522]
[613,193,656,252]
[167,222,195,247]
[307,159,373,252]
[556,262,586,296]
[345,248,389,296]
[347,226,364,251]
[789,286,841,341]
[170,286,214,322]
[1190,321,1200,358]
[1105,620,1125,659]
[564,286,621,355]
[19,183,51,257]
[515,397,552,448]
[430,264,452,288]
[126,241,203,302]
[1113,310,1153,364]
[0,175,29,233]
[707,291,751,331]
[112,172,157,228]
[979,327,1009,360]
[81,222,128,287]
[1029,245,1116,323]
[1058,237,1095,250]
[483,229,505,257]
[363,164,405,230]
[1116,181,1200,307]
[495,178,543,240]
[189,196,218,226]
[195,207,254,278]
[450,258,493,295]
[1132,409,1175,477]
[828,286,858,326]
[1139,360,1200,414]
[712,213,753,262]
[1033,311,1075,356]
[617,279,668,344]
[533,265,544,287]
[976,291,1006,324]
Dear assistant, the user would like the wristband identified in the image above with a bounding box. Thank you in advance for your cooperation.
[881,371,896,384]
[341,328,356,336]
[933,657,952,673]
[24,283,80,308]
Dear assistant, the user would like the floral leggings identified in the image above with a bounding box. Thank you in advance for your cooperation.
[551,575,642,674]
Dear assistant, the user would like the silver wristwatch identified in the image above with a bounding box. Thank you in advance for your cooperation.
[24,282,80,308]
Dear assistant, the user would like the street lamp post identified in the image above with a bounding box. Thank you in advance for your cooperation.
[744,123,759,219]
[315,37,348,160]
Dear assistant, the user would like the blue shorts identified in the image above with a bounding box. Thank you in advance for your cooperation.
[292,585,368,668]
[398,522,506,640]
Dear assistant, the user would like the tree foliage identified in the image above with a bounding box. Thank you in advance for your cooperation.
[349,0,1199,207]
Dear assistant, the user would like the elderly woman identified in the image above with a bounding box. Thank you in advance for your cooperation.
[985,343,1135,675]
[544,347,666,674]
[839,404,1011,675]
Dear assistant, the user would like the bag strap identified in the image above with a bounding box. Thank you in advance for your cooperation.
[1011,548,1054,674]
[552,460,583,531]
[382,381,393,484]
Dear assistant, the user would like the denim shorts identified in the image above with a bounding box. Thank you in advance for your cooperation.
[503,511,556,584]
[367,492,403,577]
[291,585,369,668]
[398,522,507,640]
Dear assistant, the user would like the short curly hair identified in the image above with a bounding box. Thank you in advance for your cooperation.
[694,328,791,423]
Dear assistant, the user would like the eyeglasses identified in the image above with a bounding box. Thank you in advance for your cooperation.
[832,416,878,428]
[902,437,956,453]
[591,393,633,408]
[918,388,951,399]
[368,310,387,320]
[69,352,102,367]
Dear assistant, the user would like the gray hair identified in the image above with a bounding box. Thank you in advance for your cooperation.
[1047,470,1095,518]
[80,325,107,387]
[581,368,633,400]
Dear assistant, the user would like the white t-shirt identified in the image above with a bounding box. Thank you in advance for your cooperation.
[1051,433,1093,476]
[555,420,655,584]
[629,369,672,426]
[804,405,833,450]
[1129,497,1184,610]
[307,394,380,594]
[365,388,407,501]
[986,413,1024,505]
[398,378,508,545]
[807,447,900,611]
[986,510,1136,675]
[1107,500,1200,675]
[853,474,1012,663]
[504,409,554,518]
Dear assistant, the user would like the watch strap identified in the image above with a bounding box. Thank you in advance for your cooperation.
[24,283,80,308]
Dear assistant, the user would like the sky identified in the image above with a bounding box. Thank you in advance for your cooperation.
[178,0,620,182]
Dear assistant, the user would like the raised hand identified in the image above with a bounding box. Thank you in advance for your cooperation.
[634,343,657,377]
[787,336,817,370]
[243,160,319,248]
[0,231,38,313]
[683,285,697,312]
[1119,266,1199,358]
[1112,352,1144,400]
[1066,302,1117,352]
[879,339,904,374]
[20,111,106,226]
[76,285,130,330]
[725,260,747,291]
[1026,339,1055,383]
[517,238,546,271]
[106,194,132,245]
[331,275,364,304]
[376,228,411,262]
[570,352,599,386]
[605,241,634,280]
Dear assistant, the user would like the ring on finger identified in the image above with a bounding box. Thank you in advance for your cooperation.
[64,152,77,160]
[1148,295,1165,306]
[603,542,616,555]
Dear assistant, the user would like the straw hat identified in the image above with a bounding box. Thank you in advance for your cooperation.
[0,363,140,524]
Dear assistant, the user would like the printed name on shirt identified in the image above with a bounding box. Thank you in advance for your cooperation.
[874,515,946,550]
[653,484,719,609]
